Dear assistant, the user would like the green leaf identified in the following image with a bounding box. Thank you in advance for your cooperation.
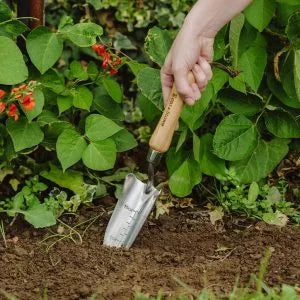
[137,67,163,111]
[199,133,227,179]
[127,61,148,77]
[286,11,300,49]
[229,73,247,93]
[23,89,44,122]
[267,75,300,108]
[6,117,44,152]
[265,110,300,138]
[26,26,63,74]
[82,139,117,171]
[229,13,245,68]
[0,2,12,22]
[61,23,103,47]
[41,164,87,196]
[193,133,201,162]
[211,68,229,94]
[214,26,226,61]
[69,60,88,80]
[169,159,202,197]
[39,69,65,94]
[21,203,56,228]
[218,90,262,116]
[145,26,172,66]
[244,0,276,32]
[85,114,122,141]
[56,129,87,171]
[239,41,267,91]
[294,49,300,100]
[278,0,300,4]
[0,36,28,85]
[37,110,58,126]
[0,20,28,39]
[93,92,124,121]
[87,61,100,81]
[57,95,73,114]
[113,32,136,50]
[230,138,289,183]
[72,86,93,111]
[213,114,259,161]
[102,77,122,103]
[263,211,288,227]
[176,128,187,152]
[248,182,260,203]
[112,129,137,152]
[166,147,188,176]
[86,0,102,10]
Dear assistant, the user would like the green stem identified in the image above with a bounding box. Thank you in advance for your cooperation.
[0,17,39,26]
[255,94,272,125]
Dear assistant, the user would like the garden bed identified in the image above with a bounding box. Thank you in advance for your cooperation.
[0,205,299,299]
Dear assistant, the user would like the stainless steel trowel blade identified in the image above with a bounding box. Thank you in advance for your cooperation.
[103,173,160,249]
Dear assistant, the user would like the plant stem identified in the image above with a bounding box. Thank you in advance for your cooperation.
[255,94,272,125]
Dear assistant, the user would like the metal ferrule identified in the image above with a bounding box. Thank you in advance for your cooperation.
[147,148,163,166]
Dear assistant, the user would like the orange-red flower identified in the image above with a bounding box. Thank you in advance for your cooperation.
[0,101,6,113]
[11,87,19,93]
[0,89,6,99]
[7,104,18,121]
[113,57,122,66]
[109,68,118,75]
[21,95,35,111]
[19,84,27,90]
[92,44,105,56]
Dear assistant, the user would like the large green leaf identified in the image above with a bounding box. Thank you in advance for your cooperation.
[39,69,65,94]
[210,68,229,94]
[82,139,117,171]
[85,114,122,141]
[137,67,163,111]
[0,2,12,22]
[244,0,276,32]
[0,36,28,85]
[61,23,103,47]
[169,158,202,197]
[92,91,124,120]
[6,117,44,152]
[199,133,227,179]
[286,11,300,49]
[112,129,137,152]
[265,111,300,138]
[230,139,289,183]
[41,164,87,196]
[229,73,247,93]
[72,86,93,110]
[267,75,300,108]
[26,26,63,74]
[57,95,73,114]
[145,26,172,66]
[102,77,122,103]
[56,129,87,171]
[239,39,267,91]
[68,61,88,80]
[229,13,245,68]
[0,20,28,39]
[294,49,300,101]
[218,90,262,116]
[23,89,44,122]
[213,114,258,161]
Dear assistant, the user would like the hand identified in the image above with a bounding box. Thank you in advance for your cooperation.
[161,0,252,106]
[161,24,214,106]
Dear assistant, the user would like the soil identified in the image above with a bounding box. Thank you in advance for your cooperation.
[0,205,299,300]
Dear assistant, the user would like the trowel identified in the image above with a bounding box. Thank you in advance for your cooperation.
[104,75,194,248]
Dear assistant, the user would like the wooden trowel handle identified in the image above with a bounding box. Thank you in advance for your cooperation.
[149,73,195,153]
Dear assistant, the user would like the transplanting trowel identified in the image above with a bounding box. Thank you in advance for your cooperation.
[103,75,195,248]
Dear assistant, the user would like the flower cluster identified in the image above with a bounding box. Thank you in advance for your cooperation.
[0,81,38,121]
[91,44,122,75]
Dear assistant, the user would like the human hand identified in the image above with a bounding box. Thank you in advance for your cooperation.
[161,25,214,106]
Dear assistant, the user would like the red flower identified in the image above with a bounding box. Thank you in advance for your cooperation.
[26,91,33,96]
[21,95,35,111]
[0,89,6,99]
[0,101,6,113]
[11,87,19,93]
[19,84,27,90]
[113,57,122,66]
[109,68,118,75]
[14,93,22,99]
[92,44,105,56]
[7,104,18,121]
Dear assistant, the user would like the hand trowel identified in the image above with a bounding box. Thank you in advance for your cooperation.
[103,75,195,248]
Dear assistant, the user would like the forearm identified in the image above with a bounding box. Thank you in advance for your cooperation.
[184,0,252,37]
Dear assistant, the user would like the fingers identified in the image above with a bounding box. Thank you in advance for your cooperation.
[192,57,213,92]
[198,57,213,81]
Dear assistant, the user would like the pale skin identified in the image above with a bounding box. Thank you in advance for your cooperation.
[161,0,253,106]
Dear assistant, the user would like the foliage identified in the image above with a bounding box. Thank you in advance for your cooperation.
[135,2,300,199]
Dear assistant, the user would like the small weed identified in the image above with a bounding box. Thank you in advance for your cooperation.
[0,220,7,248]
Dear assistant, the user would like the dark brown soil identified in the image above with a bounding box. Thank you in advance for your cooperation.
[0,206,299,300]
